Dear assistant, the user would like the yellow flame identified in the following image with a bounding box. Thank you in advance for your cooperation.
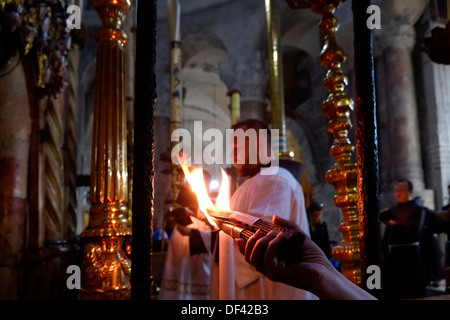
[179,163,213,212]
[215,168,230,210]
[176,154,231,226]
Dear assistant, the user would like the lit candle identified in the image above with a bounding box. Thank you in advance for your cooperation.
[205,208,306,264]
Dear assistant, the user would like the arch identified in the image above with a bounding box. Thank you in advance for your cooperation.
[182,33,228,69]
[282,46,316,116]
[281,10,321,59]
[179,33,231,185]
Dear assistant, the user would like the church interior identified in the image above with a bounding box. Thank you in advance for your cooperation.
[1,0,450,300]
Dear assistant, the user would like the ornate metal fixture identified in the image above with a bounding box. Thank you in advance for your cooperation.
[286,0,361,285]
[80,0,132,300]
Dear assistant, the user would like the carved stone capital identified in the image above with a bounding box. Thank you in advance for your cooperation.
[375,17,416,53]
[219,55,269,103]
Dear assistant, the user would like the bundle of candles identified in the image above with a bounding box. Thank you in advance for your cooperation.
[203,208,306,264]
[175,156,305,264]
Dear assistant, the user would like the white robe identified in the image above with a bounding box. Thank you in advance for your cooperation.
[210,166,314,300]
[159,216,213,300]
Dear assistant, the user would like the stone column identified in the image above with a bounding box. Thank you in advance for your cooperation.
[220,55,268,123]
[373,38,392,200]
[0,52,31,299]
[378,17,434,207]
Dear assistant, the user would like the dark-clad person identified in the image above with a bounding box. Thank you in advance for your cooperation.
[380,179,437,299]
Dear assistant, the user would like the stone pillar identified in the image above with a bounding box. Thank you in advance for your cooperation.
[378,17,434,207]
[420,14,450,210]
[373,39,392,200]
[220,55,268,123]
[0,52,31,299]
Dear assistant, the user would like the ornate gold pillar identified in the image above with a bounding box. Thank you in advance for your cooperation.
[314,0,360,285]
[287,0,360,284]
[80,0,132,300]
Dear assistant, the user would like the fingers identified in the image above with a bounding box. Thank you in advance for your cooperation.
[236,238,246,255]
[264,232,284,272]
[244,230,265,263]
[272,215,301,232]
[247,231,278,273]
[264,231,284,261]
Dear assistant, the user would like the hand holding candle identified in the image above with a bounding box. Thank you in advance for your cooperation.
[236,215,377,300]
[176,158,305,265]
[205,208,305,264]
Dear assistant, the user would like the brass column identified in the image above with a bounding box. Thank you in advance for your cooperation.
[313,0,360,285]
[286,0,361,284]
[265,0,288,156]
[80,0,132,299]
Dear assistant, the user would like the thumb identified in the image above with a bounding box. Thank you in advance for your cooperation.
[272,215,301,232]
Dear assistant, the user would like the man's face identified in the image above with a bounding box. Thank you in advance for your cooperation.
[232,126,260,177]
[394,181,412,204]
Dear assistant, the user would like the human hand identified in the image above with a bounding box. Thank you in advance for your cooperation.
[236,215,333,294]
[237,215,377,300]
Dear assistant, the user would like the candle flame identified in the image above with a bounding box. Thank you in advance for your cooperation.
[216,168,231,211]
[176,154,231,227]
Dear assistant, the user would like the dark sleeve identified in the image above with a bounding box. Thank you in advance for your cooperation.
[433,209,450,234]
[189,229,208,256]
[380,208,395,222]
[422,208,437,237]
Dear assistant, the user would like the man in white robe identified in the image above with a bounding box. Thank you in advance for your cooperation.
[159,213,214,300]
[159,185,216,300]
[210,119,313,300]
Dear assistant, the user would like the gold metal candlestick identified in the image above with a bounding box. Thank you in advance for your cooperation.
[289,0,361,285]
[80,0,132,299]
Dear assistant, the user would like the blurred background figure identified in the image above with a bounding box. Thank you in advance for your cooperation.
[306,201,341,271]
[152,221,169,252]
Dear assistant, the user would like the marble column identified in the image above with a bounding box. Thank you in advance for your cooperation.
[378,18,434,207]
[0,52,32,299]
